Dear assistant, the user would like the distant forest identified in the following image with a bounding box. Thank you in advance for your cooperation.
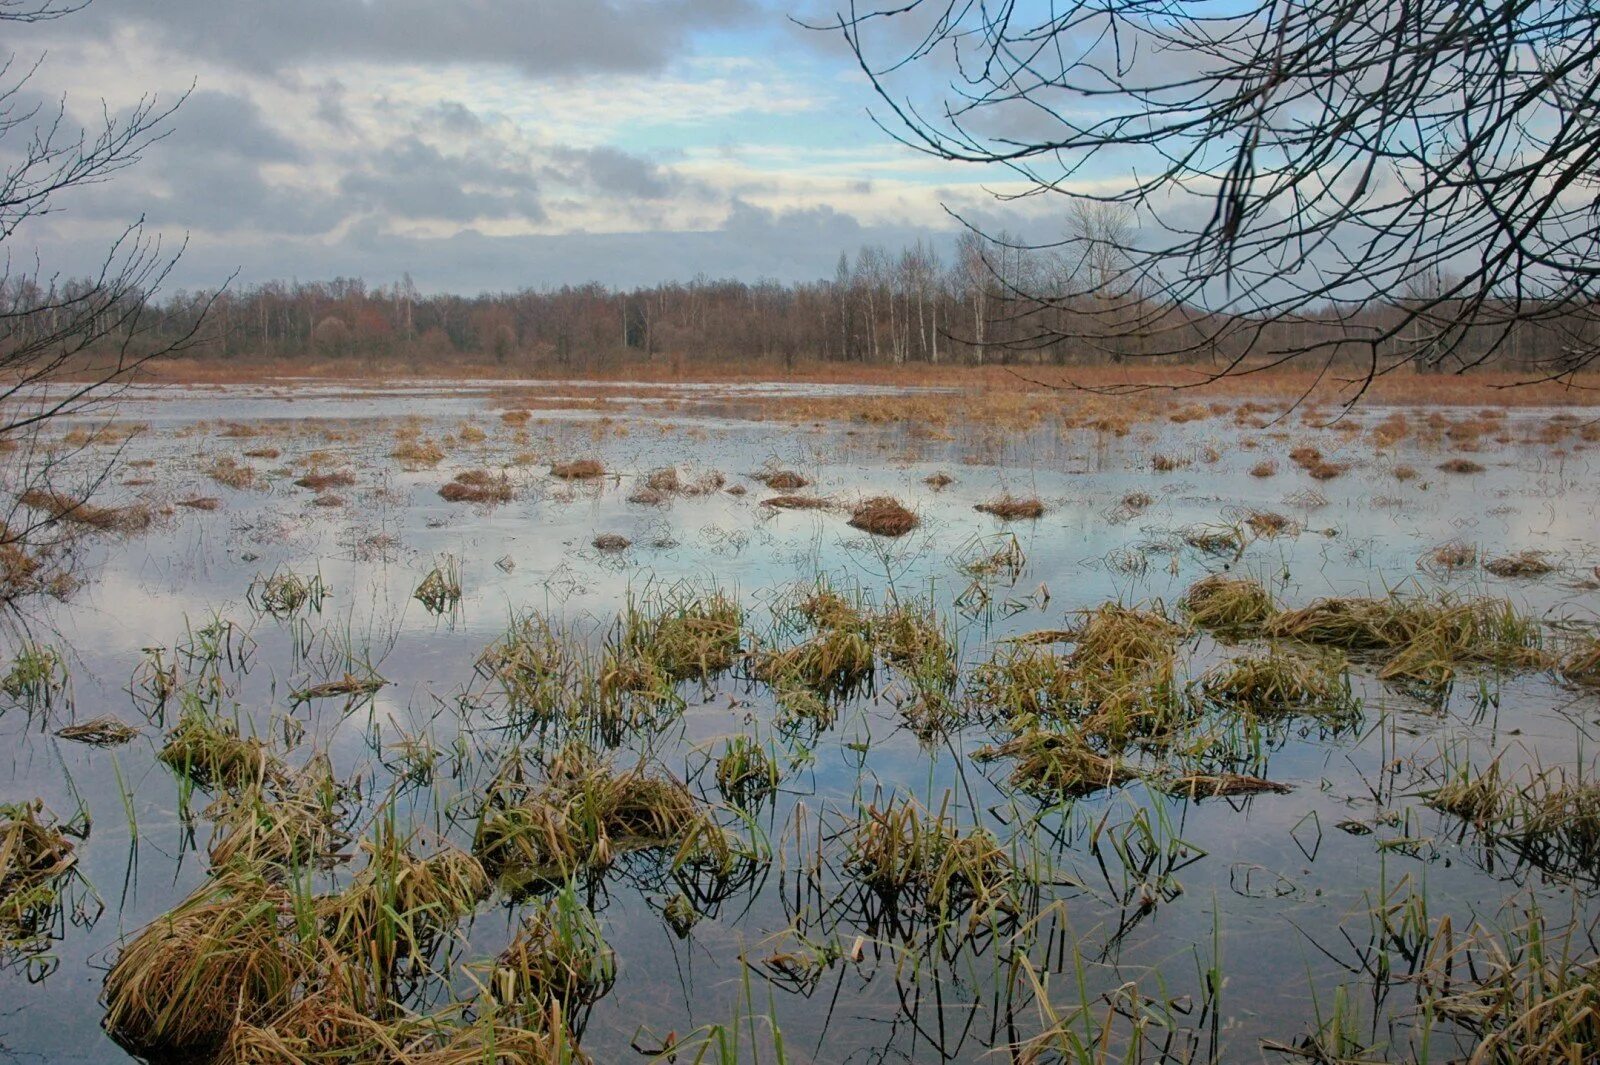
[64,230,1596,374]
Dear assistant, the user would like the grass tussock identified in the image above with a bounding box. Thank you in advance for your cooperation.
[848,496,918,537]
[1,642,69,709]
[975,494,1046,520]
[843,795,1018,927]
[438,469,513,505]
[550,459,605,480]
[1180,574,1277,636]
[55,716,139,745]
[1438,457,1486,474]
[1,800,79,953]
[1268,592,1548,688]
[160,709,285,793]
[1200,650,1354,719]
[294,471,356,492]
[414,558,463,614]
[616,591,743,683]
[473,745,717,888]
[762,493,834,510]
[1485,551,1556,578]
[17,488,153,533]
[477,889,615,1018]
[754,468,810,491]
[714,735,779,808]
[390,438,446,466]
[209,457,259,490]
[975,731,1136,798]
[591,533,631,552]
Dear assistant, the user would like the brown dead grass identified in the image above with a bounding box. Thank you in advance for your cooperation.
[550,459,605,480]
[975,494,1046,520]
[848,497,918,537]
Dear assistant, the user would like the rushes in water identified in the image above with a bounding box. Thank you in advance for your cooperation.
[438,469,513,505]
[975,494,1046,520]
[1416,908,1600,1065]
[477,613,576,724]
[1267,592,1549,687]
[1562,636,1600,686]
[160,707,285,794]
[975,730,1136,798]
[0,800,80,955]
[103,869,310,1057]
[319,825,489,995]
[847,496,919,537]
[1,642,69,710]
[843,794,1019,933]
[55,716,139,745]
[754,625,874,699]
[872,601,957,690]
[1179,574,1276,637]
[550,458,604,480]
[1485,550,1556,578]
[1427,759,1600,878]
[1199,650,1354,721]
[715,735,780,808]
[476,888,615,1019]
[615,589,743,683]
[248,569,329,618]
[414,557,463,614]
[473,745,720,889]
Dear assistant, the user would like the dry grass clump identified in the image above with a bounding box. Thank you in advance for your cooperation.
[627,485,667,506]
[103,870,309,1057]
[1150,452,1190,472]
[619,592,743,682]
[1561,638,1600,687]
[1244,509,1297,537]
[975,494,1046,520]
[843,796,1018,925]
[1485,551,1555,578]
[1200,651,1353,719]
[1181,524,1245,555]
[56,716,139,745]
[715,736,779,807]
[295,471,356,492]
[178,496,223,511]
[1180,574,1276,636]
[1249,459,1278,477]
[473,745,715,887]
[1305,458,1347,479]
[550,458,605,480]
[1,800,79,952]
[319,833,489,981]
[755,624,875,698]
[17,488,153,533]
[755,468,810,490]
[209,456,259,490]
[1268,592,1547,687]
[924,472,955,489]
[1393,464,1419,481]
[848,496,919,537]
[438,469,513,505]
[242,447,281,459]
[1289,445,1323,469]
[1438,457,1486,474]
[160,708,284,793]
[591,533,631,552]
[477,891,615,1018]
[291,672,386,704]
[762,493,834,510]
[501,409,533,425]
[414,558,462,614]
[975,731,1136,797]
[1422,539,1479,574]
[390,438,446,466]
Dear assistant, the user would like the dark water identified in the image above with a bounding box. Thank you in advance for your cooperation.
[2,383,1598,1062]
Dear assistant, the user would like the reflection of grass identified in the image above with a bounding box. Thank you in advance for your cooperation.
[0,800,80,958]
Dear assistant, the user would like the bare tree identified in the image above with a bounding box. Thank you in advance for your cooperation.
[825,1,1600,401]
[1,0,207,599]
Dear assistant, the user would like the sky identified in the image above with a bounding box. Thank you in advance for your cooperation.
[10,0,1056,294]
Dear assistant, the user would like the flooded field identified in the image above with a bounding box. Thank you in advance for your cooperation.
[3,380,1599,1063]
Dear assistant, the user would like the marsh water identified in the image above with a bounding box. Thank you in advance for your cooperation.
[3,380,1599,1063]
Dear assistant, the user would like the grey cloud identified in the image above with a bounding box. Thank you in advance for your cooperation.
[50,0,757,78]
[340,136,546,223]
[544,146,688,200]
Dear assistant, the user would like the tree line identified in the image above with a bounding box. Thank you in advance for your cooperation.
[78,223,1595,377]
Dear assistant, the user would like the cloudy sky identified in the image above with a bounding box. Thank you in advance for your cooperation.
[12,0,1055,293]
